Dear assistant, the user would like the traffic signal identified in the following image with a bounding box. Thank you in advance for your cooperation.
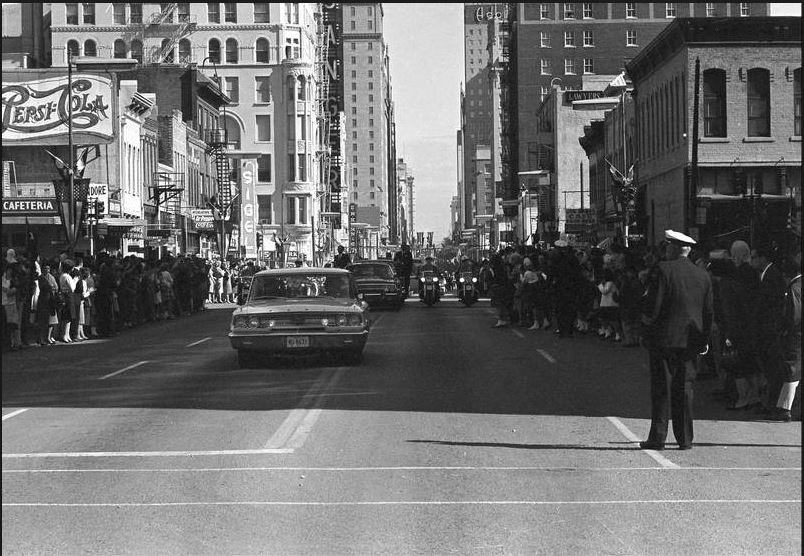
[256,232,263,249]
[96,200,105,215]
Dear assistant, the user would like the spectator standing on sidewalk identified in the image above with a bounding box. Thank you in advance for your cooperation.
[640,230,713,451]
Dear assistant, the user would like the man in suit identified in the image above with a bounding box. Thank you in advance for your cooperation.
[640,230,714,451]
[750,245,789,419]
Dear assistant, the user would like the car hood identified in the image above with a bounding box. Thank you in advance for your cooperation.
[234,298,363,315]
[354,277,395,286]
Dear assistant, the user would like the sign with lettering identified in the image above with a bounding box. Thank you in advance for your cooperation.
[87,183,108,216]
[474,4,507,22]
[2,74,113,143]
[322,4,343,216]
[563,91,604,104]
[2,197,58,215]
[241,160,257,257]
[191,208,215,231]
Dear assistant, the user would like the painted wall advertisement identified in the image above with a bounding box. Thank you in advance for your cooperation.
[2,74,114,144]
[241,160,257,257]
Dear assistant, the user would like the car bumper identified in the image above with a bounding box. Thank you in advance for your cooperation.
[362,292,403,305]
[229,330,369,353]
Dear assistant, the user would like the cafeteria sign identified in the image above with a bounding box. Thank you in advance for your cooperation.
[2,74,113,143]
[2,197,58,215]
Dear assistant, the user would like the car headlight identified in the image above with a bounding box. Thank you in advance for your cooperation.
[337,314,348,326]
[233,316,248,328]
[321,317,330,327]
[348,314,362,326]
[249,317,260,328]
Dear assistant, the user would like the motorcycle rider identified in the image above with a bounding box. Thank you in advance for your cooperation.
[417,256,442,302]
[455,256,479,303]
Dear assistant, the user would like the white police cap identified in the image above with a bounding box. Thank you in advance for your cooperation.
[664,229,697,246]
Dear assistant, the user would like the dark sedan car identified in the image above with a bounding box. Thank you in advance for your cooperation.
[346,260,405,310]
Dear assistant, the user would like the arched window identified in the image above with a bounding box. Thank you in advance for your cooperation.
[113,39,127,59]
[179,38,192,63]
[747,68,770,137]
[208,39,221,64]
[256,38,270,63]
[131,39,143,63]
[703,69,727,137]
[794,68,801,137]
[83,39,97,57]
[224,115,241,150]
[66,40,80,60]
[225,38,238,64]
[297,75,306,101]
[161,38,174,63]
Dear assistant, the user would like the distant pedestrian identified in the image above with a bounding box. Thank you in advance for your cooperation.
[640,230,713,451]
[334,246,351,269]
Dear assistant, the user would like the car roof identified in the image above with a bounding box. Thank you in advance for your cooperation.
[253,267,351,277]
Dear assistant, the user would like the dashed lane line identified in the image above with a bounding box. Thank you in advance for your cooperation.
[98,360,151,380]
[607,416,680,469]
[2,409,29,421]
[185,337,212,348]
[537,349,556,364]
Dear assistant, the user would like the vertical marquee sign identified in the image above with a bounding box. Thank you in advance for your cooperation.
[322,4,344,227]
[241,160,257,257]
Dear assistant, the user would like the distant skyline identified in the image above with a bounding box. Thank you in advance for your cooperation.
[383,3,801,242]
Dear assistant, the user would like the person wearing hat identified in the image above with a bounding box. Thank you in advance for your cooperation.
[417,255,442,302]
[640,230,713,451]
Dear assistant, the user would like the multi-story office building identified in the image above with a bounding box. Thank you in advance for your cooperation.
[342,2,395,252]
[396,158,415,245]
[48,2,322,263]
[1,2,50,68]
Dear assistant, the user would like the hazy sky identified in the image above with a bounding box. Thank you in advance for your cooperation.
[383,3,801,241]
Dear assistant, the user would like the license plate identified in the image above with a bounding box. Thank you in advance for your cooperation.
[286,336,310,348]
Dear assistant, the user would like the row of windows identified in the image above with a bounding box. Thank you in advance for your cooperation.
[67,37,300,65]
[527,2,752,20]
[255,194,311,226]
[539,30,639,48]
[701,67,802,138]
[348,56,375,65]
[540,58,595,75]
[65,3,297,26]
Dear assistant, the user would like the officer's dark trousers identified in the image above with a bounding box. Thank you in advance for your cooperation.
[647,348,697,447]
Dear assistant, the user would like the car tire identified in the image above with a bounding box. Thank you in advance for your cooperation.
[237,350,260,368]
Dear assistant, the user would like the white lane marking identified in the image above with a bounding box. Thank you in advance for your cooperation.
[511,328,525,339]
[370,314,385,328]
[285,369,344,450]
[537,349,556,364]
[3,499,799,508]
[2,409,29,421]
[186,337,212,348]
[3,466,800,474]
[264,368,342,450]
[1,449,293,459]
[98,360,150,381]
[607,416,680,469]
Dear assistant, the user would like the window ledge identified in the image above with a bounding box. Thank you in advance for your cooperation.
[700,137,730,143]
[790,136,802,142]
[742,137,775,143]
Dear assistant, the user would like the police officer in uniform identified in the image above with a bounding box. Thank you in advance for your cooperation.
[640,230,713,451]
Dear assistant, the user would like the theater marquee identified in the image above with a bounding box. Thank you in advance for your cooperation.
[2,74,113,143]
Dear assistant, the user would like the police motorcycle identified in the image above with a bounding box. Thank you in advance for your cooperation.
[419,270,441,306]
[457,272,479,307]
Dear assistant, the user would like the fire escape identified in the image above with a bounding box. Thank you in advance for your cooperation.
[123,3,197,65]
[499,4,518,218]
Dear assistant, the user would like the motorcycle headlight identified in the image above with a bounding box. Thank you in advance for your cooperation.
[419,277,425,283]
[472,277,478,283]
[459,277,465,283]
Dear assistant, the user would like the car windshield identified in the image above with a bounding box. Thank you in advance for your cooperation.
[349,264,394,280]
[249,274,353,300]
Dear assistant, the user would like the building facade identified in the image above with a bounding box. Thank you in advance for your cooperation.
[342,2,395,255]
[627,16,801,248]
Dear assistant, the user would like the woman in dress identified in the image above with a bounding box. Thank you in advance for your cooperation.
[58,260,76,343]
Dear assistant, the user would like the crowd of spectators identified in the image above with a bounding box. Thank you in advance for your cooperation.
[1,248,264,351]
[479,237,801,421]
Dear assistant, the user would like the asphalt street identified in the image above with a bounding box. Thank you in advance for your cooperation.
[2,294,801,555]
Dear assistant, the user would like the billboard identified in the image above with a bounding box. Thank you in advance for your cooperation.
[241,160,257,257]
[322,4,344,215]
[2,74,114,144]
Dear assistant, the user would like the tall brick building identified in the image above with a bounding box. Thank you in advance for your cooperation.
[627,16,801,247]
[516,2,771,225]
